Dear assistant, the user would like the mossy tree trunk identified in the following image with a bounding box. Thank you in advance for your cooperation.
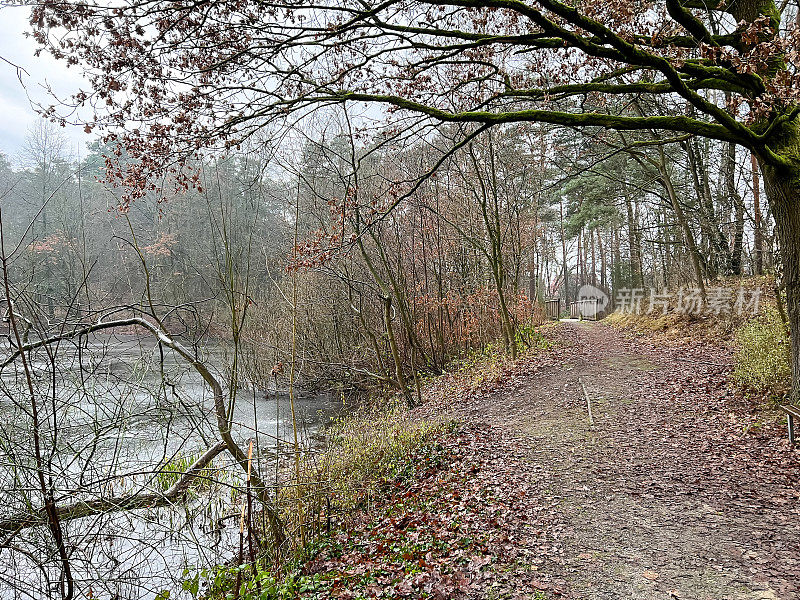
[759,130,800,402]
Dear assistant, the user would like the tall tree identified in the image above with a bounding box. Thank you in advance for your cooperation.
[30,0,800,398]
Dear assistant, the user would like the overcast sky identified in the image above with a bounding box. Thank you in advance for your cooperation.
[0,4,93,163]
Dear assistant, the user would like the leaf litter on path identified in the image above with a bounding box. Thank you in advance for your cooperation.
[298,322,799,599]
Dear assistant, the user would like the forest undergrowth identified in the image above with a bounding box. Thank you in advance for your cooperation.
[190,310,799,600]
[185,324,558,599]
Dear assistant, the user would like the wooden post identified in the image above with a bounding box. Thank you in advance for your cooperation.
[789,413,796,445]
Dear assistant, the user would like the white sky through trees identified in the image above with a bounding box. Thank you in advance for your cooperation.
[0,4,92,162]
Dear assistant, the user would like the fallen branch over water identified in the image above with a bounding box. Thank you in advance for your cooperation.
[0,441,226,539]
[0,316,285,547]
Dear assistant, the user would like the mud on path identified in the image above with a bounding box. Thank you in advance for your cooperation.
[456,321,800,600]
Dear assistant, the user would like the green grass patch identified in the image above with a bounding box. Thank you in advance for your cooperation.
[317,400,448,510]
[156,452,225,493]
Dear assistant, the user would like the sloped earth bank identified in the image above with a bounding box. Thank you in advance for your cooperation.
[300,322,800,600]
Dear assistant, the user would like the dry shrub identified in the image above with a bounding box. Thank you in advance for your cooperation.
[605,276,777,345]
[322,400,444,506]
[733,307,791,399]
[275,399,445,550]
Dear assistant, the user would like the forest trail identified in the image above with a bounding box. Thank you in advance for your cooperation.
[303,322,800,600]
[455,321,800,600]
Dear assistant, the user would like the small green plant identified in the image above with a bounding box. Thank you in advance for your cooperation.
[184,555,341,600]
[734,307,791,398]
[156,453,222,492]
[514,323,550,354]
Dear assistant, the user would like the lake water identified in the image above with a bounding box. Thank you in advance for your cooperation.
[0,333,342,599]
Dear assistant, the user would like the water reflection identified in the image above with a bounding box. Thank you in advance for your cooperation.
[0,333,342,599]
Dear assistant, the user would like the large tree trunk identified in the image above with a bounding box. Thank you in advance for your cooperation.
[760,164,800,401]
[560,200,569,303]
[598,229,606,290]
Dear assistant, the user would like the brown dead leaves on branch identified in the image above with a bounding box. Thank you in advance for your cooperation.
[27,0,800,210]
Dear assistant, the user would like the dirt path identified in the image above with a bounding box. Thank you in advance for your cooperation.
[300,321,799,600]
[462,321,800,600]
